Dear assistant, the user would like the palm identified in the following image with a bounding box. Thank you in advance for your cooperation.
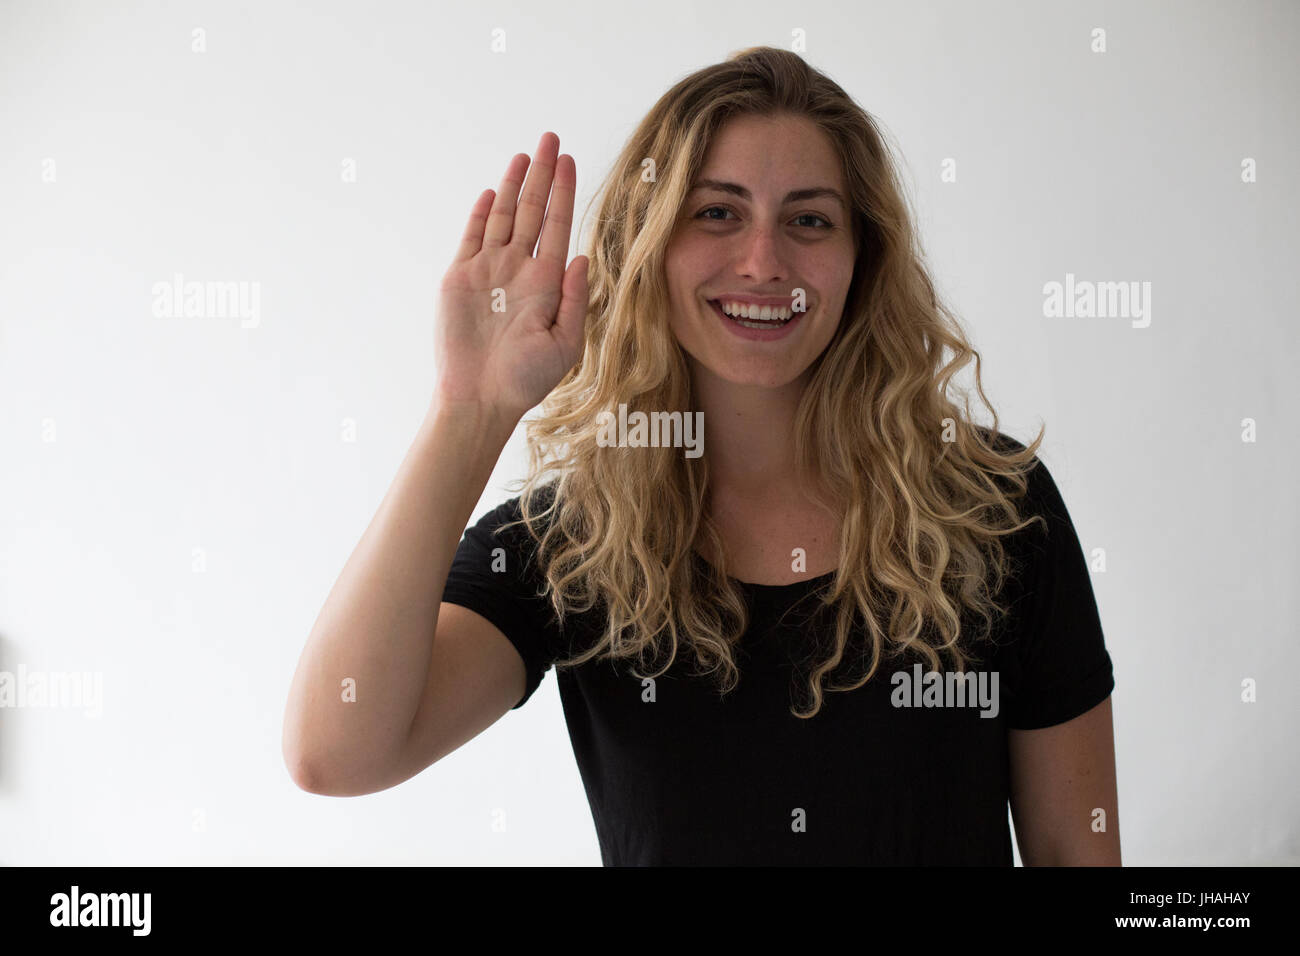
[434,133,588,419]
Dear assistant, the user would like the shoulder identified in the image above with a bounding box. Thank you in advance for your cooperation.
[462,496,526,548]
[470,481,559,528]
[976,426,1034,464]
[462,481,561,559]
[972,427,1061,516]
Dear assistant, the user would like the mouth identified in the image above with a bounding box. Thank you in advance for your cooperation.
[707,299,805,340]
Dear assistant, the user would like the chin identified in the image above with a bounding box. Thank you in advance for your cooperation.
[701,360,807,390]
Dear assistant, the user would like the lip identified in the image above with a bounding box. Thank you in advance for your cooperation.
[710,294,798,308]
[707,299,805,341]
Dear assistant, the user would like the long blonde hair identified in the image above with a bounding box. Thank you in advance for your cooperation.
[499,46,1045,719]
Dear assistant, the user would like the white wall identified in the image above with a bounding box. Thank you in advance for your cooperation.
[1,0,1296,865]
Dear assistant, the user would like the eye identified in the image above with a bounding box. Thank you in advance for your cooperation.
[695,206,833,229]
[697,205,736,222]
[793,212,834,229]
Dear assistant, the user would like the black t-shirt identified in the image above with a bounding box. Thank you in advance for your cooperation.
[440,454,1115,865]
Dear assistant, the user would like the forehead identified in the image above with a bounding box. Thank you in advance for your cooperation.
[695,113,843,189]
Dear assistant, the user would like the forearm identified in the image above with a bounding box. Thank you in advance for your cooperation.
[282,398,518,791]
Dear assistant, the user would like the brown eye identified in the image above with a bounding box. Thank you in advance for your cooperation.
[697,206,735,221]
[794,213,833,229]
[697,206,832,229]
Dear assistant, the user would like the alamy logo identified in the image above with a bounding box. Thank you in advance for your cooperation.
[49,885,151,936]
[151,272,261,328]
[890,663,1000,718]
[1042,272,1151,328]
[595,403,704,459]
[0,665,102,718]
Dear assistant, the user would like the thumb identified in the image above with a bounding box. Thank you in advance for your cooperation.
[552,255,590,360]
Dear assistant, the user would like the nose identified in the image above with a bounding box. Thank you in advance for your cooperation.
[731,222,789,285]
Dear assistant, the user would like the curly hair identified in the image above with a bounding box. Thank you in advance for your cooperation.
[498,45,1046,718]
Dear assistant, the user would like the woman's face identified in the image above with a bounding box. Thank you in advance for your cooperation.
[664,112,857,389]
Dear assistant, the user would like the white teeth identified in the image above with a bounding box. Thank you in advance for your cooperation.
[717,300,794,321]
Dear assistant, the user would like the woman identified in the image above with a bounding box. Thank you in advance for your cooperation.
[283,46,1119,867]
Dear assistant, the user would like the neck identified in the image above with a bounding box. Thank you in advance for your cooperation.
[691,364,813,502]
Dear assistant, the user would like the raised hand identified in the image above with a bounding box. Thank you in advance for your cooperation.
[433,131,589,420]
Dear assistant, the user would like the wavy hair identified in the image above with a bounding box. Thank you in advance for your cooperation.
[498,45,1046,719]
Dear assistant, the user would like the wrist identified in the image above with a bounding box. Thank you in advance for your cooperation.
[425,394,522,444]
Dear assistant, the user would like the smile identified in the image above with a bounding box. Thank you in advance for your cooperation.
[707,299,805,340]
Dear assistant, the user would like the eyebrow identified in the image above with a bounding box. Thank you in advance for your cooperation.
[689,178,846,210]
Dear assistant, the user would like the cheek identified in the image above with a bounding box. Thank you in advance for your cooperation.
[669,233,717,270]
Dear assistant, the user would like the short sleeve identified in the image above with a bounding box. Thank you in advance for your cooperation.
[1000,456,1115,730]
[440,495,563,710]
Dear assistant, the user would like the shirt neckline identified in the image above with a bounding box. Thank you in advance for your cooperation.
[691,550,837,591]
[739,570,837,590]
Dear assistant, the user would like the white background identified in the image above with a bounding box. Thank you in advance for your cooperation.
[1,0,1296,865]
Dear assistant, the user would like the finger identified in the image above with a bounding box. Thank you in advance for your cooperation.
[536,153,577,267]
[452,188,496,263]
[482,152,530,248]
[552,255,589,358]
[511,131,560,255]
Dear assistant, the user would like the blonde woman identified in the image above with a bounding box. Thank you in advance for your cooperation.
[284,47,1119,867]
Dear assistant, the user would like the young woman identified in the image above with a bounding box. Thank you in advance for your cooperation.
[283,47,1119,866]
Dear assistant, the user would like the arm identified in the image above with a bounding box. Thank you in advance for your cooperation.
[1008,695,1121,865]
[282,130,589,795]
[282,399,520,794]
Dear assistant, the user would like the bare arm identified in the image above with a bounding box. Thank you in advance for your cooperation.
[281,130,589,795]
[1009,696,1121,865]
[281,400,519,794]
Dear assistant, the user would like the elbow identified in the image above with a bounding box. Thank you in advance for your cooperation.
[282,741,393,797]
[283,745,319,794]
[286,752,345,796]
[286,754,321,794]
[1021,835,1122,867]
[283,731,333,795]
